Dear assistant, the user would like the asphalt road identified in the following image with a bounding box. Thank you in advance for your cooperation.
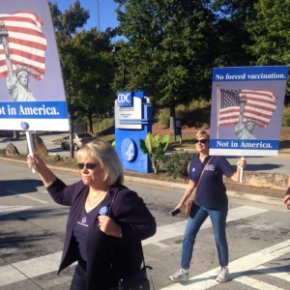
[0,160,289,289]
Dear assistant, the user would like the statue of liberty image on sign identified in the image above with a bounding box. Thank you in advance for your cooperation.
[0,12,47,101]
[217,88,277,139]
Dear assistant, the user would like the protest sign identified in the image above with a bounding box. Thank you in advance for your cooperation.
[209,66,288,156]
[0,0,69,132]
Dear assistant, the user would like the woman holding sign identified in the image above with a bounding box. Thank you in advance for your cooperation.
[27,140,156,290]
[169,130,246,284]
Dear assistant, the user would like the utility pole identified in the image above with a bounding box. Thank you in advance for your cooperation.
[96,0,101,31]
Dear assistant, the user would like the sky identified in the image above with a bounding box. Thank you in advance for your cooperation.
[52,0,119,31]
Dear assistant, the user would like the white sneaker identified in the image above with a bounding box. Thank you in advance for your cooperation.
[169,268,189,282]
[216,266,229,282]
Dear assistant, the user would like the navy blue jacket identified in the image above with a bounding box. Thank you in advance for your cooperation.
[47,178,156,290]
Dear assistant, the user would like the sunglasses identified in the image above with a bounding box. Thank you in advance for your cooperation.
[77,163,97,170]
[193,139,208,144]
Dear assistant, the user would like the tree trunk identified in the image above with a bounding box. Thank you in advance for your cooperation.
[88,114,93,134]
[13,131,19,140]
[169,102,176,130]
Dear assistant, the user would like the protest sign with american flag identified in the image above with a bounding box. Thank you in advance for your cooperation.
[0,11,47,80]
[218,88,277,128]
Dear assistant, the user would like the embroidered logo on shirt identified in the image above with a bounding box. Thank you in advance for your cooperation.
[191,167,196,172]
[206,164,215,171]
[77,216,88,227]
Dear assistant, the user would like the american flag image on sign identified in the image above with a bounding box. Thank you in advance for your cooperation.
[0,11,47,80]
[218,89,276,128]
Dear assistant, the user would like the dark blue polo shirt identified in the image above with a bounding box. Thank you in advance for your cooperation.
[189,155,235,210]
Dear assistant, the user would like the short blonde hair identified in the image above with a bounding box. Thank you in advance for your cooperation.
[195,130,209,140]
[76,140,124,185]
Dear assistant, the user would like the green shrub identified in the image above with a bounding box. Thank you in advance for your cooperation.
[176,99,210,127]
[282,106,290,127]
[93,118,114,132]
[162,152,196,179]
[140,133,170,173]
[157,109,170,128]
[54,154,65,162]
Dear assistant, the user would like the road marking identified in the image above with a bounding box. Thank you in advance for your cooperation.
[0,252,63,287]
[159,239,290,289]
[256,265,290,282]
[4,189,49,204]
[143,205,267,246]
[0,205,278,288]
[235,276,286,290]
[0,205,34,217]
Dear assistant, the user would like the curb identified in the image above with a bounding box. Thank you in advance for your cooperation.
[0,156,282,207]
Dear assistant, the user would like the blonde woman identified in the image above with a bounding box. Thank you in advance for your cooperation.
[28,140,156,290]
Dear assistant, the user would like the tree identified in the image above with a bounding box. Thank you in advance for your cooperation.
[212,0,258,67]
[67,29,115,132]
[114,0,216,119]
[246,0,290,101]
[49,0,89,38]
[49,1,115,132]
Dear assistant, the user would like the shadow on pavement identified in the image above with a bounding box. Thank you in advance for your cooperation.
[245,164,282,171]
[0,179,43,196]
[48,147,63,153]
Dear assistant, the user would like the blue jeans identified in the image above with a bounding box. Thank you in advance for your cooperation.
[181,203,228,269]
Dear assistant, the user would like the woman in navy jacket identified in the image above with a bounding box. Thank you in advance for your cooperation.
[27,140,156,290]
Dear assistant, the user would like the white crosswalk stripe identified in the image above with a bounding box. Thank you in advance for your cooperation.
[256,265,290,282]
[0,252,64,287]
[235,276,286,290]
[0,205,34,217]
[160,239,290,290]
[0,204,289,289]
[143,205,267,246]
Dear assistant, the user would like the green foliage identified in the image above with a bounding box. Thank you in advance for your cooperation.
[93,118,114,132]
[49,0,290,119]
[63,30,115,133]
[176,99,211,127]
[139,133,170,173]
[155,99,211,129]
[247,0,290,65]
[54,154,65,162]
[162,152,196,179]
[157,109,170,128]
[212,0,257,66]
[50,2,116,133]
[114,0,216,116]
[246,0,290,99]
[49,0,89,37]
[282,107,290,127]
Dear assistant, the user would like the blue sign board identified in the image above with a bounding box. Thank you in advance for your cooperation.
[115,91,154,173]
